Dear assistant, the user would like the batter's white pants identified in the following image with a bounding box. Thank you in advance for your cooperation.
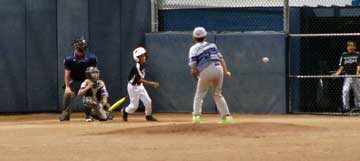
[125,83,152,116]
[193,63,231,116]
[342,77,360,110]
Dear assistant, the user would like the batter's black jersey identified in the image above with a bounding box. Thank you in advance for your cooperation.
[128,63,145,85]
[339,52,360,74]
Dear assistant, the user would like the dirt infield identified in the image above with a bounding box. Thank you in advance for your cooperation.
[1,113,360,161]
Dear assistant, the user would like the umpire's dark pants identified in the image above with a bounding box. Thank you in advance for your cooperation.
[60,81,85,118]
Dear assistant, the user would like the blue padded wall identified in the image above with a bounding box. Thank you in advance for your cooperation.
[145,32,286,113]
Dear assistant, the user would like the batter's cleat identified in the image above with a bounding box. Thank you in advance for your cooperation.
[58,115,70,122]
[121,108,128,122]
[145,115,158,121]
[192,115,201,123]
[219,115,233,124]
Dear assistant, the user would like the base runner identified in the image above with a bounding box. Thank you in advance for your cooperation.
[121,47,160,122]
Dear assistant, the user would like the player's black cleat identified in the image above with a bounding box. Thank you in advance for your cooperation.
[145,115,158,121]
[58,115,70,121]
[122,108,128,122]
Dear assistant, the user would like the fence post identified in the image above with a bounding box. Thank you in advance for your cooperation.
[151,0,158,32]
[283,0,290,33]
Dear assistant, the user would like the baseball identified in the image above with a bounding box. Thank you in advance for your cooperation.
[262,57,269,63]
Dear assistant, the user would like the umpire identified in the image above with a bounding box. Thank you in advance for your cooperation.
[59,37,98,121]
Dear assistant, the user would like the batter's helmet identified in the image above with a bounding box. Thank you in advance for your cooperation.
[133,47,147,62]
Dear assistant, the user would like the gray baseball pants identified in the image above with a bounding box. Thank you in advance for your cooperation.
[84,103,108,121]
[193,63,230,116]
[342,77,360,110]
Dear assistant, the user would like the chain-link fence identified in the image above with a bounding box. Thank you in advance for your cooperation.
[157,0,352,10]
[152,0,288,32]
[288,0,360,114]
[157,0,284,9]
[289,35,360,114]
[152,0,355,32]
[300,8,360,34]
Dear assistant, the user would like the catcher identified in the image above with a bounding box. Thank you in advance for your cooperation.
[78,66,111,122]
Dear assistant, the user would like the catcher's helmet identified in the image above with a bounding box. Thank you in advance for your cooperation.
[85,66,100,81]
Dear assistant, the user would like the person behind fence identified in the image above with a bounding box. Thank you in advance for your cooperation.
[58,37,98,121]
[334,41,360,113]
[78,66,111,122]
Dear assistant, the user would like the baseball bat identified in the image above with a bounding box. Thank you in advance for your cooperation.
[108,97,126,112]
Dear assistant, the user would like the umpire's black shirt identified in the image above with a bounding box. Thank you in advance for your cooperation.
[64,52,98,81]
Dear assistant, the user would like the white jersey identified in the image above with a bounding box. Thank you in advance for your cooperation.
[188,41,223,71]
